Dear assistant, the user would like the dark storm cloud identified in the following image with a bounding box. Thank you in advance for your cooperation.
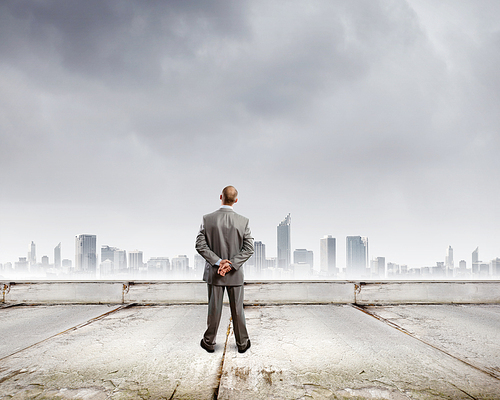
[0,0,249,86]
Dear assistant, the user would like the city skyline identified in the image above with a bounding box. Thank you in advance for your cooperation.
[1,1,499,271]
[3,221,497,273]
[2,224,499,280]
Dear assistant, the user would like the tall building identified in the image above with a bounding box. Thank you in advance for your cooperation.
[371,256,385,277]
[28,241,36,266]
[54,243,61,268]
[293,249,314,267]
[101,245,127,272]
[491,258,500,277]
[445,245,454,276]
[254,241,266,274]
[172,255,189,273]
[194,253,205,275]
[129,250,144,270]
[101,245,115,263]
[147,257,170,275]
[15,257,29,272]
[472,247,480,274]
[346,236,368,277]
[277,214,291,270]
[320,235,336,276]
[75,234,97,273]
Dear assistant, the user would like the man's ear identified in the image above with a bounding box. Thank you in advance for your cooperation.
[220,194,223,201]
[234,198,238,204]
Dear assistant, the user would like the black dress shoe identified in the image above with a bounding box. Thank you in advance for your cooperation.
[238,339,251,354]
[200,339,214,353]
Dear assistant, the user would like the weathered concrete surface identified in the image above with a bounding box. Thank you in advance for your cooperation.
[0,305,230,399]
[124,281,208,304]
[355,281,500,304]
[219,305,500,399]
[3,281,500,305]
[1,304,500,399]
[363,304,500,380]
[2,282,125,304]
[0,304,116,359]
[244,281,354,304]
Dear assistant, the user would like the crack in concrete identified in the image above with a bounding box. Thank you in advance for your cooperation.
[351,304,500,382]
[168,381,180,400]
[213,317,232,400]
[0,369,29,384]
[449,382,478,400]
[0,304,134,362]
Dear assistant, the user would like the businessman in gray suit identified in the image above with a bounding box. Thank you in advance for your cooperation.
[195,186,254,353]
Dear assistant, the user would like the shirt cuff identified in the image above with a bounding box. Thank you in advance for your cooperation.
[215,259,222,266]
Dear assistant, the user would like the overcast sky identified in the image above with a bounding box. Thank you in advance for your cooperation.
[1,0,499,270]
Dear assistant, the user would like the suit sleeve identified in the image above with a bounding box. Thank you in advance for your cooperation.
[229,220,254,271]
[195,218,220,266]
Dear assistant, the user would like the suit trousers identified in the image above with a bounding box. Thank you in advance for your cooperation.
[203,284,249,350]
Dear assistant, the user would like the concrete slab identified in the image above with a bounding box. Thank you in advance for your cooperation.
[0,305,230,399]
[219,305,500,399]
[1,304,499,399]
[363,304,500,379]
[0,304,116,359]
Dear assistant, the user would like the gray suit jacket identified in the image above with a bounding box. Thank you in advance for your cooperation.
[195,208,254,286]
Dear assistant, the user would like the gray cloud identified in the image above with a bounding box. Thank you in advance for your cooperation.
[1,0,499,268]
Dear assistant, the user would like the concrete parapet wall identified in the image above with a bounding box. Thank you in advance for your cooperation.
[244,281,354,304]
[124,282,207,303]
[2,280,500,304]
[354,281,500,304]
[1,281,124,304]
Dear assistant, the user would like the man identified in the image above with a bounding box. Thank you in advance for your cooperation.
[195,186,254,353]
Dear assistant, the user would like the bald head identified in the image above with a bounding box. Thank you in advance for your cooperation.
[221,186,238,206]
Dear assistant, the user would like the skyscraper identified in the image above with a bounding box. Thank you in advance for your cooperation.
[277,213,291,270]
[472,247,480,274]
[346,236,368,277]
[147,257,170,275]
[320,235,336,276]
[171,255,189,274]
[254,241,266,274]
[129,250,144,270]
[75,234,97,273]
[28,241,36,266]
[101,245,127,273]
[54,243,61,268]
[371,256,385,278]
[194,253,205,275]
[445,245,454,276]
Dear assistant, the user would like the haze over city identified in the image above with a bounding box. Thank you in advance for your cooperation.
[1,1,499,274]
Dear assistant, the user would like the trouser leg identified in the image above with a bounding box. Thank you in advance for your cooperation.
[227,285,249,349]
[203,284,224,349]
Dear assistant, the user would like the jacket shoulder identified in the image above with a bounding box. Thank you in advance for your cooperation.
[231,211,249,224]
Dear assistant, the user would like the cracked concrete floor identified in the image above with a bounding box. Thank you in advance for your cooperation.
[1,304,499,399]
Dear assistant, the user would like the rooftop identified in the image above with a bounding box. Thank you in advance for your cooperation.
[1,281,500,399]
